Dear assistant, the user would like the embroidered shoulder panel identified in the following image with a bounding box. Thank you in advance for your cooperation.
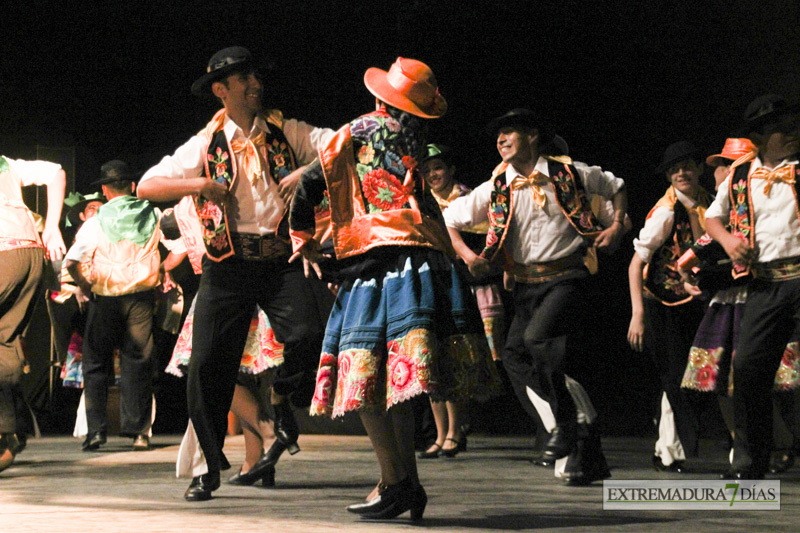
[350,110,415,214]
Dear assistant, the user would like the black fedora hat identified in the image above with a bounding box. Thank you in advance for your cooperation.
[741,93,800,133]
[90,159,140,187]
[486,108,554,143]
[191,46,260,96]
[655,141,700,174]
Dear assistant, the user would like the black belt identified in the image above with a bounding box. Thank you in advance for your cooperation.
[230,232,289,261]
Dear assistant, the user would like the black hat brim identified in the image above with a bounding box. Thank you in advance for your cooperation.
[655,151,701,174]
[191,58,270,96]
[485,113,554,145]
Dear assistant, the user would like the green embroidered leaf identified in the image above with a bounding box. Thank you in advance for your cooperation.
[376,186,395,203]
[356,163,372,178]
[0,156,8,174]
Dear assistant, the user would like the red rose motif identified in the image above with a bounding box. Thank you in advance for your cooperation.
[313,367,333,405]
[273,154,285,167]
[362,168,410,210]
[737,193,746,205]
[198,201,223,227]
[215,163,227,176]
[579,211,593,229]
[388,353,416,392]
[338,352,352,380]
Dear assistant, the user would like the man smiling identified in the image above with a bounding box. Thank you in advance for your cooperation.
[628,141,712,474]
[137,46,333,501]
[443,108,627,484]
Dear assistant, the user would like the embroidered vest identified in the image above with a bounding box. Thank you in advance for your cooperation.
[91,221,160,296]
[727,161,800,278]
[196,110,299,261]
[642,188,708,305]
[480,159,604,265]
[315,109,453,259]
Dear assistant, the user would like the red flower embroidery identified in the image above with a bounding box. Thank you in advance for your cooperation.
[695,365,716,388]
[314,367,333,405]
[388,353,416,393]
[362,168,409,210]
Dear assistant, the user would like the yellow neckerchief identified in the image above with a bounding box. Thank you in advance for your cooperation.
[200,108,285,185]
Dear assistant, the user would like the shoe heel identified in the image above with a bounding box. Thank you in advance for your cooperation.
[262,468,275,487]
[410,499,426,521]
[287,442,301,455]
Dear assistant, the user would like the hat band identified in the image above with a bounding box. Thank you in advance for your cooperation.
[208,56,248,73]
[386,65,437,108]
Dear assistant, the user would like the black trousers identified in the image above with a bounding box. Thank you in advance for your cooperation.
[82,290,155,436]
[502,272,589,429]
[187,256,326,474]
[643,297,707,458]
[733,277,800,474]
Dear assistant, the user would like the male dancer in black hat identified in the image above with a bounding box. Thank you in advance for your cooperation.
[705,94,800,479]
[66,160,160,453]
[137,46,333,501]
[443,108,627,484]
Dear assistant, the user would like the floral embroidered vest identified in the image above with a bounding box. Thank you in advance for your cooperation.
[195,109,299,261]
[480,158,604,265]
[315,108,452,259]
[642,187,709,305]
[727,161,800,278]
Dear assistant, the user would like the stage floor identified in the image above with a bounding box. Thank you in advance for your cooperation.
[1,434,796,532]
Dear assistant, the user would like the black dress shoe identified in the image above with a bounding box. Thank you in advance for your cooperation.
[652,455,687,473]
[720,469,765,480]
[563,464,612,486]
[272,402,300,455]
[769,451,794,474]
[184,471,221,501]
[82,431,107,452]
[542,425,577,461]
[530,454,555,468]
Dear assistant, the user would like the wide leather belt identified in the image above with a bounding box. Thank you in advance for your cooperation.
[753,255,800,281]
[230,232,289,261]
[512,250,585,284]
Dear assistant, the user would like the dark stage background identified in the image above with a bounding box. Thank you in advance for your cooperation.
[4,1,799,439]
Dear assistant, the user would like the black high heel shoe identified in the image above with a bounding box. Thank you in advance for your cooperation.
[273,402,301,455]
[347,478,427,521]
[228,463,276,487]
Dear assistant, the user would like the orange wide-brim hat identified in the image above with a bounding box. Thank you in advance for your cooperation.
[364,57,447,119]
[706,138,757,166]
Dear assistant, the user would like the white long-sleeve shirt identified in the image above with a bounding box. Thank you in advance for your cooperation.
[140,113,333,235]
[633,188,703,264]
[443,156,624,264]
[705,156,800,263]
